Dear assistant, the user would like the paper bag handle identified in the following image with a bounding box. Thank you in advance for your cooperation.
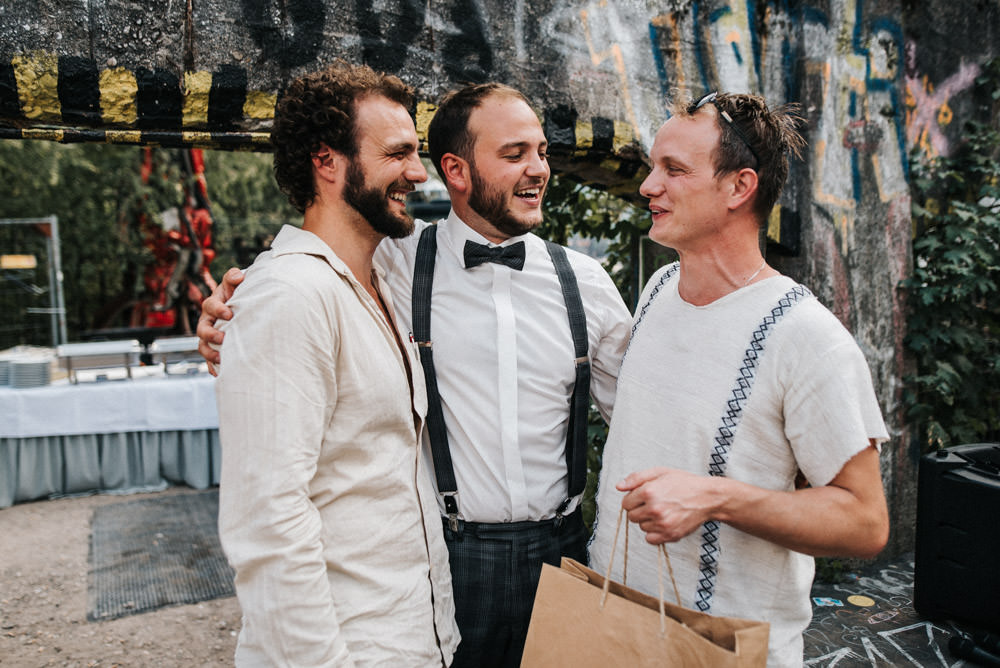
[601,507,682,635]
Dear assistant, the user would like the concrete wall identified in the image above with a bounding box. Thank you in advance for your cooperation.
[3,0,1000,558]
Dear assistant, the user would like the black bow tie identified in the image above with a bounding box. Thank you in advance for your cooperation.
[463,240,526,271]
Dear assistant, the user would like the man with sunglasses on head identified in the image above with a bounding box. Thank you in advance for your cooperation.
[199,82,631,668]
[589,92,890,668]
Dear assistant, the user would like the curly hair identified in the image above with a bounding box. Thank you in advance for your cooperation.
[271,61,414,213]
[675,92,807,224]
[427,83,530,180]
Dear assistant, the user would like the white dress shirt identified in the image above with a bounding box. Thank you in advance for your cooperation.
[216,225,458,667]
[376,213,631,523]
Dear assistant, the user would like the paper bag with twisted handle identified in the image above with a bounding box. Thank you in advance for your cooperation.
[520,511,769,667]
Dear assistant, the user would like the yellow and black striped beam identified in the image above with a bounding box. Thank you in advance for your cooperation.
[1,50,648,197]
[0,51,275,149]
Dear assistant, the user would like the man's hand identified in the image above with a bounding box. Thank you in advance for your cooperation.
[616,468,722,545]
[197,267,244,375]
[617,444,889,558]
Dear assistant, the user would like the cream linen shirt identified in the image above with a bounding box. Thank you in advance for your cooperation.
[215,225,458,667]
[375,214,632,522]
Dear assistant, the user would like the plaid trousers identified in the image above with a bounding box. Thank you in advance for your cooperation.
[442,509,587,668]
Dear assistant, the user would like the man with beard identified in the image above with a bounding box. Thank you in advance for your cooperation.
[200,82,631,667]
[213,62,459,666]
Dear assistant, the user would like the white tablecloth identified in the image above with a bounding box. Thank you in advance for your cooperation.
[0,372,218,438]
[1,372,220,508]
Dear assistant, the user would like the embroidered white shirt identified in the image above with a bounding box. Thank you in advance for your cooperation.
[591,269,888,668]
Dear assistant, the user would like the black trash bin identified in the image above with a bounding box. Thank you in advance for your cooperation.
[914,442,1000,633]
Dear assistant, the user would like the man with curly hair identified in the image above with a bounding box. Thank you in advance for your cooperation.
[213,61,459,666]
[201,81,631,667]
[589,92,889,668]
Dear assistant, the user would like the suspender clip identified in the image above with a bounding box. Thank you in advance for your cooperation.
[553,497,572,533]
[443,492,460,533]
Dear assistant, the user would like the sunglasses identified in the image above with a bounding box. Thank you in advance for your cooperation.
[689,92,760,167]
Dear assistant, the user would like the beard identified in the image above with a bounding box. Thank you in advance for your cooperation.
[468,165,545,238]
[343,158,415,239]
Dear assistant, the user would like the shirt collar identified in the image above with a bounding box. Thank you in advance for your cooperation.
[268,224,387,281]
[438,209,537,267]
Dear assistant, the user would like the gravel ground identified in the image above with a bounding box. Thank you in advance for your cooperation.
[0,488,241,667]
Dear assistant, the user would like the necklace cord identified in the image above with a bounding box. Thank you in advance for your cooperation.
[743,259,767,286]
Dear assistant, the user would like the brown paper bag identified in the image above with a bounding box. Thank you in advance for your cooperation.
[520,512,769,667]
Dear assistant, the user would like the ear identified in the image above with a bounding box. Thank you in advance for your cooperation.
[726,167,759,212]
[440,153,471,194]
[312,144,344,185]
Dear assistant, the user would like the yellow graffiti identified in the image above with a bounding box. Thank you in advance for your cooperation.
[568,119,636,156]
[181,131,213,145]
[649,13,685,93]
[243,90,276,121]
[767,205,782,246]
[937,100,953,126]
[105,130,143,144]
[700,1,758,91]
[574,120,594,156]
[99,68,138,126]
[612,120,637,153]
[415,100,437,150]
[182,71,213,128]
[580,6,641,144]
[904,58,978,158]
[22,128,63,142]
[12,52,61,123]
[837,212,854,256]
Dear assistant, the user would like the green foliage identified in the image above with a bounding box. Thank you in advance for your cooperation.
[0,142,295,348]
[582,407,609,531]
[201,150,295,274]
[903,58,1000,451]
[540,174,650,308]
[0,141,167,347]
[538,175,652,527]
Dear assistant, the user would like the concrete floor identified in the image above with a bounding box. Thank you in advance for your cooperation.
[805,555,992,667]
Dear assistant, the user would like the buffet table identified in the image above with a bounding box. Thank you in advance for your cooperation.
[0,370,220,508]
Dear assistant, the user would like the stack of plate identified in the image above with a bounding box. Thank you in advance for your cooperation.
[9,357,52,388]
[0,358,10,385]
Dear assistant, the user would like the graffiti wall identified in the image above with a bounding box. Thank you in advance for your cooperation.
[2,0,1000,557]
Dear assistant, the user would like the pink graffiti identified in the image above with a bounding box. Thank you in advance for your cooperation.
[905,47,979,157]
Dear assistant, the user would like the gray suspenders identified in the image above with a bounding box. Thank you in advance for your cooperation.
[627,262,813,611]
[411,224,590,531]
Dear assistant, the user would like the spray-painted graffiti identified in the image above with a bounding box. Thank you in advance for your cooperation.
[643,1,911,254]
[804,559,972,667]
[0,0,986,194]
[904,42,980,158]
[241,0,326,71]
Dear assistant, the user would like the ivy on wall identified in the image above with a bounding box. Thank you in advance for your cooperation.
[903,57,1000,451]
